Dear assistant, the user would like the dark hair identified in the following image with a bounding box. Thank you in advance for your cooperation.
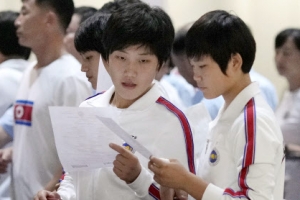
[275,28,300,50]
[74,6,97,24]
[74,13,110,54]
[0,11,31,59]
[186,10,256,74]
[35,0,74,31]
[172,22,193,55]
[102,2,174,68]
[99,0,142,14]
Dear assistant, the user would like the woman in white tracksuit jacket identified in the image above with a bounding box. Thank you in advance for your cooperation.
[41,2,199,200]
[58,82,196,200]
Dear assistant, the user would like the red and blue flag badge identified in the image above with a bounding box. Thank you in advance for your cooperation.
[14,100,34,126]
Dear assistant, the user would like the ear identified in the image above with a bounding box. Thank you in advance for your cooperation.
[229,53,243,72]
[45,11,57,27]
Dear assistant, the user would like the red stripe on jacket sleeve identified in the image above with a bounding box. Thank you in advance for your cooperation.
[148,97,196,199]
[224,98,256,199]
[156,97,195,174]
[149,184,160,200]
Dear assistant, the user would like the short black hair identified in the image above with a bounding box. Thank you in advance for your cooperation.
[99,0,142,14]
[102,2,174,68]
[275,28,300,50]
[186,10,256,74]
[74,13,110,54]
[172,22,193,56]
[74,6,97,23]
[0,11,31,59]
[35,0,74,31]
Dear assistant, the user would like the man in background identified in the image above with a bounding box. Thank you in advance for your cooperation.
[0,0,91,199]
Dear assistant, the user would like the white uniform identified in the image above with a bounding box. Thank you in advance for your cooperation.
[0,59,29,116]
[198,82,285,200]
[58,82,196,200]
[275,87,300,200]
[12,54,92,200]
[275,88,300,146]
[0,59,29,200]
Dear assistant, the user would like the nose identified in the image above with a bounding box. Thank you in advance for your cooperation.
[14,14,21,28]
[81,63,88,72]
[275,51,283,66]
[193,66,202,82]
[124,62,137,77]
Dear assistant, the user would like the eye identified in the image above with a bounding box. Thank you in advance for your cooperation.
[20,10,28,15]
[139,59,149,63]
[116,55,126,61]
[85,56,93,60]
[283,51,291,57]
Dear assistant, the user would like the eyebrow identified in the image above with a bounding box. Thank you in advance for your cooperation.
[139,52,152,55]
[116,50,152,55]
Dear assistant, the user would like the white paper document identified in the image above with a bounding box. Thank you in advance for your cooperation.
[96,116,153,159]
[49,106,121,172]
[49,106,153,172]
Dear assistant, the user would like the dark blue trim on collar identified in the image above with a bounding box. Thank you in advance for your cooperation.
[85,91,105,100]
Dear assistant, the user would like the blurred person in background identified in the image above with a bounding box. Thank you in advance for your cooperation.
[0,10,31,200]
[64,6,97,62]
[274,28,300,200]
[155,58,185,110]
[0,0,91,199]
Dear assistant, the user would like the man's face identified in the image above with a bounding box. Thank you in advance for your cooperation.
[15,0,48,48]
[171,53,197,87]
[275,37,300,81]
[64,14,81,61]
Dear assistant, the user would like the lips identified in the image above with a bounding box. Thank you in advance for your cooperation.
[16,31,22,38]
[86,75,92,80]
[198,86,206,91]
[122,82,136,88]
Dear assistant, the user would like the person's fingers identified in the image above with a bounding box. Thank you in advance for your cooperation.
[33,190,48,200]
[109,143,132,158]
[150,156,170,167]
[148,160,159,173]
[54,192,61,198]
[2,149,12,162]
[48,192,61,199]
[113,158,125,169]
[160,186,174,200]
[34,190,61,200]
[115,153,127,164]
[112,164,123,179]
[174,189,188,200]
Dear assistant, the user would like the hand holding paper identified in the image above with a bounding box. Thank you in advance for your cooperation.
[109,143,142,183]
[49,107,153,172]
[96,116,153,159]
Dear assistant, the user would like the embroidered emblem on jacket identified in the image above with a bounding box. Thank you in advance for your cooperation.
[122,135,137,153]
[209,148,220,166]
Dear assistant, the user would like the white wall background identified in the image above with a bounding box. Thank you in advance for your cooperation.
[2,0,300,100]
